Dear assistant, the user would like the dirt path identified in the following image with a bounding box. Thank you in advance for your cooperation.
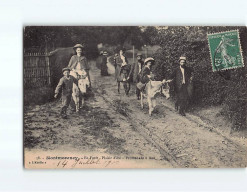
[24,60,247,168]
[97,60,247,168]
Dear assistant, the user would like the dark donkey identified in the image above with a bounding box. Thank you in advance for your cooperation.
[117,64,131,95]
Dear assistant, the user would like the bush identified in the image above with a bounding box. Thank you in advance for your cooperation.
[152,26,247,130]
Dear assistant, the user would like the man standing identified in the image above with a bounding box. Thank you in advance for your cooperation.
[128,53,144,99]
[169,56,193,116]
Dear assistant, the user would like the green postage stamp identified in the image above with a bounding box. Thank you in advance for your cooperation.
[207,30,244,72]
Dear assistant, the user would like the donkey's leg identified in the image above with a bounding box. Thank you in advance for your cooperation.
[140,92,144,109]
[80,95,85,109]
[126,82,130,95]
[123,82,128,95]
[153,99,156,109]
[75,95,80,112]
[148,97,154,116]
[72,85,78,112]
[117,82,120,94]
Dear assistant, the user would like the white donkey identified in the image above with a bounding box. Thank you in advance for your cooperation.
[140,79,172,116]
[70,69,90,112]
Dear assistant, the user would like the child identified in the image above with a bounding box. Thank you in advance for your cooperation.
[54,67,77,118]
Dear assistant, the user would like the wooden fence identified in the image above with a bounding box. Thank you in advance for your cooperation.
[24,52,53,89]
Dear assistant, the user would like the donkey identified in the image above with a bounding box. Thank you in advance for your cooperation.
[140,79,172,116]
[70,70,90,112]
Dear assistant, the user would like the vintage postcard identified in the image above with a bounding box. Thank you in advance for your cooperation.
[24,26,247,168]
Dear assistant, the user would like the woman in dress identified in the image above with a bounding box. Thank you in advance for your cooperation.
[68,44,91,88]
[101,51,109,76]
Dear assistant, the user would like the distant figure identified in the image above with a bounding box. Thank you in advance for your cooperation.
[169,56,193,116]
[128,52,144,99]
[96,51,104,69]
[113,53,119,78]
[101,51,109,76]
[54,67,78,119]
[68,44,91,88]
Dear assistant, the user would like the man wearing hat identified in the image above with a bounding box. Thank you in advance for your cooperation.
[68,44,91,88]
[128,52,144,99]
[54,67,78,118]
[169,56,193,116]
[101,51,109,76]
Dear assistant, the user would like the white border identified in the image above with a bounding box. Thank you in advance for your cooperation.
[1,0,247,192]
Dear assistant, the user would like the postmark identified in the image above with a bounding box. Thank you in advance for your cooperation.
[207,30,244,72]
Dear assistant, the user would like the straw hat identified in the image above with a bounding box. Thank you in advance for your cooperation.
[179,56,187,61]
[144,57,155,64]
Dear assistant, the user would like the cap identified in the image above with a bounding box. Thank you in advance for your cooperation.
[73,44,84,49]
[62,67,71,73]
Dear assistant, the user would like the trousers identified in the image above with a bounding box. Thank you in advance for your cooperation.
[61,94,72,114]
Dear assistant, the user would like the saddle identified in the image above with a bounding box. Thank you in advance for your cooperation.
[71,69,87,80]
[136,82,146,91]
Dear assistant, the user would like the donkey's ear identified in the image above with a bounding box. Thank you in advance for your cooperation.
[161,79,166,83]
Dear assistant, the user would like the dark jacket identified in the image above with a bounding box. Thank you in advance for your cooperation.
[101,56,108,75]
[115,55,129,82]
[169,65,193,94]
[129,59,144,83]
[68,55,90,70]
[55,76,77,97]
[140,66,151,84]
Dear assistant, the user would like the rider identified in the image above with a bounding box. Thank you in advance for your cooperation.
[136,57,155,93]
[140,57,155,84]
[68,44,91,88]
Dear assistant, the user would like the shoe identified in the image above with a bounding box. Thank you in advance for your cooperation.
[179,110,186,116]
[61,113,68,119]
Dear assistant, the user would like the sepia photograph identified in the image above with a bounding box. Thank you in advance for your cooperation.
[23,26,247,168]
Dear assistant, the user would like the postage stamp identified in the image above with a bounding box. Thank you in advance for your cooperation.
[207,30,244,72]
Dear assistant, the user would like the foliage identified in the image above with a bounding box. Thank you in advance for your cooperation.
[151,26,247,130]
[24,26,145,59]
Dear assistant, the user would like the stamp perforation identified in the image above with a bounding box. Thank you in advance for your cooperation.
[207,29,245,72]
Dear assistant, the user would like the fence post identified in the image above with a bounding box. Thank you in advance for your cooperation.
[45,54,51,86]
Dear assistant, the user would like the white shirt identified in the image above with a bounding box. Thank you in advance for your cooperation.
[76,55,82,70]
[120,55,127,66]
[75,62,81,70]
[180,66,185,84]
[138,62,142,73]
